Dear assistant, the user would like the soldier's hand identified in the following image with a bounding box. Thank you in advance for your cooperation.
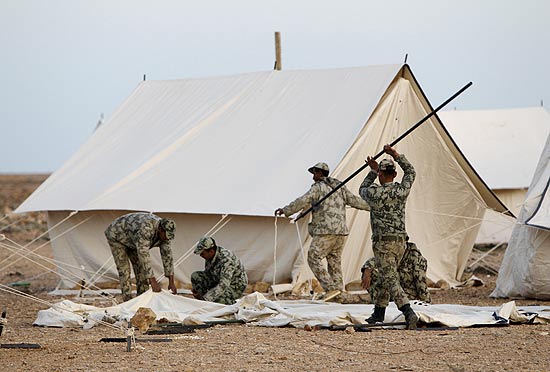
[168,275,177,294]
[366,156,378,171]
[361,270,372,290]
[383,144,399,159]
[192,289,203,300]
[149,277,162,292]
[274,208,284,216]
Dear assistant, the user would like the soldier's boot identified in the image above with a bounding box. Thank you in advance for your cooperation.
[365,306,386,324]
[399,304,418,330]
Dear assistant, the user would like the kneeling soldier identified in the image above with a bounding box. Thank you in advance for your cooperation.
[362,241,431,304]
[191,236,248,305]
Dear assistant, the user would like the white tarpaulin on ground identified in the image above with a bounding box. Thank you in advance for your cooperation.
[34,291,550,329]
[493,131,550,299]
[16,64,508,288]
[439,107,550,244]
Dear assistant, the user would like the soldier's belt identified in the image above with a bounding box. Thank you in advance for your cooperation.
[375,236,406,242]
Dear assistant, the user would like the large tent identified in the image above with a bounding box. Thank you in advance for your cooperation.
[15,64,509,290]
[492,131,550,299]
[439,107,550,244]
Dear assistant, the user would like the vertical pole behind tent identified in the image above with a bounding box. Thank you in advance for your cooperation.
[274,32,282,70]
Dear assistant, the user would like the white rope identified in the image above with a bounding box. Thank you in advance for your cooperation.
[0,237,119,303]
[421,219,484,249]
[172,214,232,269]
[294,220,313,297]
[0,215,24,232]
[0,215,93,272]
[0,213,12,225]
[0,240,117,299]
[474,219,519,242]
[27,211,78,247]
[0,238,117,282]
[409,208,485,222]
[0,211,80,268]
[86,256,116,287]
[272,216,278,300]
[0,283,120,330]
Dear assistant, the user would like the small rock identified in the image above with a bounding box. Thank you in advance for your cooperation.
[345,327,355,334]
[130,307,157,332]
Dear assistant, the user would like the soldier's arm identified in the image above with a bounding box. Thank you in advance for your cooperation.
[342,185,370,211]
[281,184,318,217]
[395,154,416,195]
[159,241,175,277]
[159,241,177,294]
[203,257,236,302]
[359,169,378,200]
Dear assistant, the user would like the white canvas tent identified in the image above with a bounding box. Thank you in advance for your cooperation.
[439,107,550,244]
[492,130,550,299]
[15,64,509,290]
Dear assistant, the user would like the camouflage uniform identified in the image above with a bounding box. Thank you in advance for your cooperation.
[192,245,248,305]
[104,212,175,301]
[362,242,431,303]
[359,154,415,308]
[282,175,369,292]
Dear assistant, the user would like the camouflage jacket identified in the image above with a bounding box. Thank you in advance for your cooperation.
[203,246,248,302]
[362,242,431,303]
[282,177,370,235]
[105,212,174,278]
[359,154,415,241]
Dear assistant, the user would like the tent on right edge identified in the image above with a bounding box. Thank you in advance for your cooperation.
[492,124,550,300]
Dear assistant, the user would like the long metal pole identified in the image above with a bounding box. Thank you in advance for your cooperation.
[294,81,472,222]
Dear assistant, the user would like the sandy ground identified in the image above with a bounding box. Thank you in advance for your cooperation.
[1,175,550,372]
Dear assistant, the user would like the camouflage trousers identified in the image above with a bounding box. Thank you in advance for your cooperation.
[191,271,245,305]
[106,238,150,301]
[308,234,346,292]
[372,240,410,308]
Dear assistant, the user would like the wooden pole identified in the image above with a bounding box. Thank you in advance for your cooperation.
[274,32,282,70]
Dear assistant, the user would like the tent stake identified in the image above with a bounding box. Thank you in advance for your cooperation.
[294,81,473,222]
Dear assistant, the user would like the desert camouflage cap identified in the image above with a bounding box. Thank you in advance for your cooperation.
[159,218,176,239]
[379,158,396,172]
[308,162,330,174]
[194,236,216,255]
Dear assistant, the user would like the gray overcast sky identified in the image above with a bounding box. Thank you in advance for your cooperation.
[1,0,549,173]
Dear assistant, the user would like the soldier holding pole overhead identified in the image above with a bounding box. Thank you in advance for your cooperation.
[359,144,419,329]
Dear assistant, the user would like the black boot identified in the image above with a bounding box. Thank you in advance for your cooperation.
[366,306,386,324]
[399,304,418,330]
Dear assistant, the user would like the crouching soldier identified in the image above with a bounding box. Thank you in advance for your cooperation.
[191,236,248,305]
[105,212,177,302]
[361,240,431,304]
